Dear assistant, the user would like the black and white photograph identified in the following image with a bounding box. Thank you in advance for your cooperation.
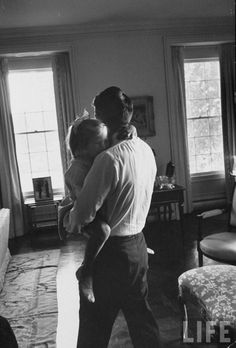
[33,177,53,202]
[0,1,235,348]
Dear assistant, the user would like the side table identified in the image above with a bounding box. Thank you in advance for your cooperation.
[150,185,185,245]
[25,195,63,244]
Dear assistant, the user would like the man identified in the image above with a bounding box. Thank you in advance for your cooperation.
[70,86,161,348]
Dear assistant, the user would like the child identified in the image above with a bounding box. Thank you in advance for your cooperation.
[65,115,110,303]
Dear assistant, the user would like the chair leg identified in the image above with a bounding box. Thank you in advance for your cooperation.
[197,238,203,267]
[197,216,204,267]
[198,249,203,267]
[179,295,188,342]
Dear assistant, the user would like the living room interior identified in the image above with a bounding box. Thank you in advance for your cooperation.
[0,0,235,347]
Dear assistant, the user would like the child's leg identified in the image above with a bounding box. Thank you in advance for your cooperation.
[76,217,110,302]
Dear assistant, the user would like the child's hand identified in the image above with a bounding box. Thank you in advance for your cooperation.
[113,124,137,143]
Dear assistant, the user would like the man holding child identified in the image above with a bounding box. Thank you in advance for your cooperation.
[70,86,161,348]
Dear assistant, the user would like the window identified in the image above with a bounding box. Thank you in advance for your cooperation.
[8,65,64,197]
[184,58,224,175]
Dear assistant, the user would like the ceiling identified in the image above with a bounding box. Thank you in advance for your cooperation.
[0,0,234,30]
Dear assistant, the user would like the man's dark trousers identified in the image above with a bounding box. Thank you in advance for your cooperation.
[77,232,162,348]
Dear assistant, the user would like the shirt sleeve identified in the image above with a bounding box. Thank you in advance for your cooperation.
[72,151,118,226]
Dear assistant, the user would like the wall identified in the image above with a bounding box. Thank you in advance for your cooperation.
[0,18,234,210]
[70,30,171,174]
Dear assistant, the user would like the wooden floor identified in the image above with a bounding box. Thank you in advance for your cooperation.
[9,213,227,348]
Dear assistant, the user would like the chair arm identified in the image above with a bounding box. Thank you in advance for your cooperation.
[197,209,225,220]
[196,208,226,242]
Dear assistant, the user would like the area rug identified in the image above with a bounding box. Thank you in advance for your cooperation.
[0,249,60,348]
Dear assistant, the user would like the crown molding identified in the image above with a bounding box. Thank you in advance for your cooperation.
[0,16,234,51]
[0,16,234,37]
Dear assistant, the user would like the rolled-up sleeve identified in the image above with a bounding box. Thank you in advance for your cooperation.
[72,151,118,226]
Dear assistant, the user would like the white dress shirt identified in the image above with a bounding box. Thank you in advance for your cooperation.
[71,136,156,237]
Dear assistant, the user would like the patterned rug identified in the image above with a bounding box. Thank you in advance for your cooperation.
[0,249,60,348]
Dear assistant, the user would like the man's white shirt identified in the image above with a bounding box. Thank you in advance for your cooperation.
[70,136,157,237]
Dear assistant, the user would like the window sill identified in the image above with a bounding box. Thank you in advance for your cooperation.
[191,171,225,183]
[23,188,65,201]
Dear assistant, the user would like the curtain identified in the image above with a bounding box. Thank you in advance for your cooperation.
[220,43,236,200]
[52,53,76,181]
[0,59,25,237]
[170,47,193,213]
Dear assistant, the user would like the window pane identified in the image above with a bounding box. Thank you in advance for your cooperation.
[184,62,205,81]
[195,137,210,155]
[205,80,220,98]
[43,111,58,129]
[193,119,209,137]
[12,113,27,133]
[48,151,62,171]
[209,117,222,135]
[45,132,61,152]
[20,173,33,193]
[187,120,194,137]
[189,158,196,173]
[208,99,221,116]
[17,154,31,173]
[210,135,223,153]
[188,138,195,156]
[30,152,48,173]
[28,133,46,153]
[211,153,224,171]
[15,134,28,154]
[204,61,220,80]
[187,99,209,118]
[184,59,224,174]
[50,170,64,189]
[188,81,206,99]
[196,155,211,172]
[25,112,44,132]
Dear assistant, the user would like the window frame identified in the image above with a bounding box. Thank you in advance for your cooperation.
[183,47,225,179]
[7,57,64,199]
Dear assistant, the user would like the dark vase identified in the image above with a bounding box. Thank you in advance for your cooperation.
[165,161,175,178]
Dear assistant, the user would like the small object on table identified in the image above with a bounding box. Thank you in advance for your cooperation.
[157,176,175,190]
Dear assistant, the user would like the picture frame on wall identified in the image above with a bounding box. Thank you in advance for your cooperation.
[131,96,156,138]
[33,176,53,202]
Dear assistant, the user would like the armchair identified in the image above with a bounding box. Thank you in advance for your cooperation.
[197,183,236,266]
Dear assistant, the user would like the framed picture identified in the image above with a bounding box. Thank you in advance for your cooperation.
[131,96,156,138]
[33,177,53,202]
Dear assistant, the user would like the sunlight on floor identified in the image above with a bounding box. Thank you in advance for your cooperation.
[56,251,80,348]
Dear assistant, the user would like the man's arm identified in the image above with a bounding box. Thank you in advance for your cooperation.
[69,151,118,231]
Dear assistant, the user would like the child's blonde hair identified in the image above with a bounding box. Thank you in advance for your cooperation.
[67,117,107,158]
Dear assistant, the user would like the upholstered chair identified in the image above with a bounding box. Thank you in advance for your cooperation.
[178,265,236,346]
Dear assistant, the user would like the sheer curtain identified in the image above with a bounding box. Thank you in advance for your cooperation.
[220,43,236,200]
[0,59,25,237]
[170,47,193,213]
[52,53,76,179]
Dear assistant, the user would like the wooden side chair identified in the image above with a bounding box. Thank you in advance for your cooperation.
[197,182,236,266]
